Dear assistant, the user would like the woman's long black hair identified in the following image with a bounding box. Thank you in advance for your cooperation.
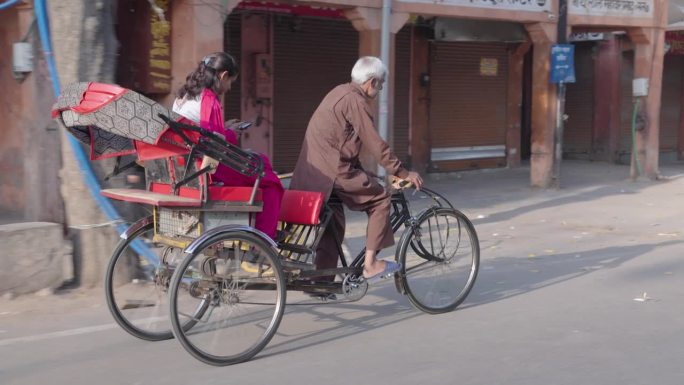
[177,52,239,99]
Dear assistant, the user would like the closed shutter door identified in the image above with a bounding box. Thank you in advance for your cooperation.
[563,43,594,158]
[619,51,635,163]
[660,55,682,152]
[393,25,411,164]
[273,16,358,173]
[429,41,508,171]
[224,12,241,121]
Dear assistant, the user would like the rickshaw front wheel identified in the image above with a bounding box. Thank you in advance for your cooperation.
[395,207,480,314]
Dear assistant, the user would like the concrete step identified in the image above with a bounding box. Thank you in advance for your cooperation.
[0,222,73,296]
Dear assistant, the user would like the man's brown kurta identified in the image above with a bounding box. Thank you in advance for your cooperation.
[290,83,409,274]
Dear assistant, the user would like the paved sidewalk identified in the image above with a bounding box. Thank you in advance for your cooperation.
[344,159,684,259]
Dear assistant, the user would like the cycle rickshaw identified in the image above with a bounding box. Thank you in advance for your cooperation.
[53,82,480,366]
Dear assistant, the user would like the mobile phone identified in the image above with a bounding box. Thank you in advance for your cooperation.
[236,121,252,131]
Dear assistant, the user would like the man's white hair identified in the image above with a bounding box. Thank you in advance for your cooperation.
[351,56,387,85]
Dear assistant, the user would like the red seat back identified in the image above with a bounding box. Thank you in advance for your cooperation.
[278,190,324,225]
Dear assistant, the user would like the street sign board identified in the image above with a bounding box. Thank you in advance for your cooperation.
[550,44,576,84]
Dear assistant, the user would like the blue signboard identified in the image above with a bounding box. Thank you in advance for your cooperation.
[550,44,576,84]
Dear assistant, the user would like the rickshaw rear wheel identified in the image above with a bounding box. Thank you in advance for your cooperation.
[169,229,286,366]
[105,219,208,341]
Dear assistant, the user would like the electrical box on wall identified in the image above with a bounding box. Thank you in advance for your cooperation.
[12,42,33,73]
[633,78,649,97]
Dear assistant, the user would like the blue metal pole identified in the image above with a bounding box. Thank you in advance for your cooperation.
[0,0,21,11]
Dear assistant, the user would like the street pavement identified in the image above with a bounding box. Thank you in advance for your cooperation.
[1,160,683,385]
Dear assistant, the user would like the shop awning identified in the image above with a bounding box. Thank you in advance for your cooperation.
[668,1,684,30]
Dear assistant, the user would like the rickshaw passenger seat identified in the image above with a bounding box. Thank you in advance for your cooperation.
[149,182,263,203]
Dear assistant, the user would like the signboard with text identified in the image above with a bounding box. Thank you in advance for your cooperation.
[569,0,653,18]
[550,44,576,84]
[666,31,684,55]
[116,0,172,94]
[396,0,552,13]
[236,1,345,18]
[148,0,171,93]
[480,58,498,76]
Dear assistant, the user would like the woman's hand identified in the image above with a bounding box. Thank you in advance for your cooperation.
[224,119,240,130]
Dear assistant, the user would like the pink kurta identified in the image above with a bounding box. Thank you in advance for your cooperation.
[198,89,284,239]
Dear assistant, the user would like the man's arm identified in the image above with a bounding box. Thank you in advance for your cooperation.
[347,97,409,178]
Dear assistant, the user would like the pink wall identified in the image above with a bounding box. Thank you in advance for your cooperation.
[240,13,273,158]
[0,9,27,218]
[0,6,64,223]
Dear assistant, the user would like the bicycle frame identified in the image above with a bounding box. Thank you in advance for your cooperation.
[343,186,453,267]
[284,186,452,287]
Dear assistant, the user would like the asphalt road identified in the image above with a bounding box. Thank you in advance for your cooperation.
[2,161,683,385]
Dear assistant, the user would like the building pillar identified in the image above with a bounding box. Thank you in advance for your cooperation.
[506,42,530,168]
[344,7,409,170]
[679,69,684,160]
[592,36,621,162]
[165,0,224,106]
[525,23,557,188]
[410,26,431,173]
[628,25,665,180]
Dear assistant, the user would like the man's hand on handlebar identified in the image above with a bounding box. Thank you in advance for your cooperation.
[391,171,423,191]
[405,171,423,190]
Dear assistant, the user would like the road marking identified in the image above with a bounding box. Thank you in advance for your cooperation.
[0,316,167,347]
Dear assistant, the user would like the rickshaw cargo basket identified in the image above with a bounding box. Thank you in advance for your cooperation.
[156,207,254,239]
[156,208,202,238]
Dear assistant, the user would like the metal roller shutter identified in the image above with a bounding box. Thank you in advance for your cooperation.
[428,41,508,171]
[224,12,242,121]
[394,25,411,164]
[660,55,682,153]
[563,43,594,159]
[272,16,358,173]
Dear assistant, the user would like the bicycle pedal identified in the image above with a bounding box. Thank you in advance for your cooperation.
[306,292,337,302]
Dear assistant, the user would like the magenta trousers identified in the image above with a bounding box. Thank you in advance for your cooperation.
[213,155,284,239]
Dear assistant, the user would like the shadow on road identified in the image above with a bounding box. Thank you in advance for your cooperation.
[464,240,683,309]
[258,285,420,359]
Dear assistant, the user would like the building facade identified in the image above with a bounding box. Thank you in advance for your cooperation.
[0,0,673,218]
[139,0,667,186]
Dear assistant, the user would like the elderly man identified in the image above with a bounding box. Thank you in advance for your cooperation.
[290,56,423,283]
